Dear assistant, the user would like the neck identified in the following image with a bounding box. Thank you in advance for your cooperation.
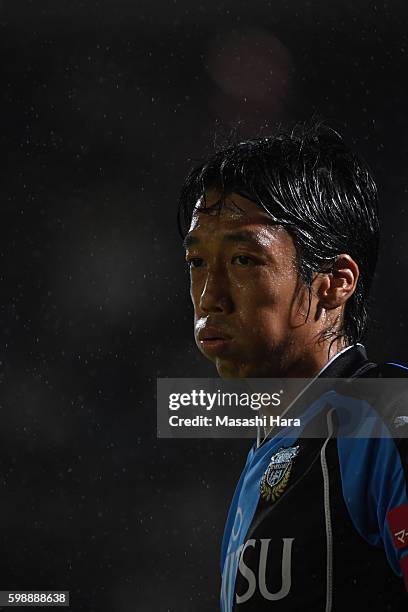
[279,336,348,378]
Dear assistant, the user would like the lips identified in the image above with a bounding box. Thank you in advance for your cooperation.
[197,326,232,355]
[198,326,231,341]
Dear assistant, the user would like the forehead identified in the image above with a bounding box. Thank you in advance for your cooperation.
[188,192,272,230]
[186,192,293,251]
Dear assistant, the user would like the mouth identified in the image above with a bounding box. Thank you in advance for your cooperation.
[197,327,232,356]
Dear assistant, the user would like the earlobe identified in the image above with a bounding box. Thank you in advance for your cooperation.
[316,255,359,310]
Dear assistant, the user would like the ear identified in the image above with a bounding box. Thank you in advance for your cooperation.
[314,254,359,310]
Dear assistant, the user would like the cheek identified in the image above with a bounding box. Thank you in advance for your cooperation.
[235,273,287,314]
[234,274,298,335]
[243,309,283,341]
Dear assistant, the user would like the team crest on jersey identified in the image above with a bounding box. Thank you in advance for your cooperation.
[260,446,300,503]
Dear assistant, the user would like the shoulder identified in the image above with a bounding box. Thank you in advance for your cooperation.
[365,360,408,379]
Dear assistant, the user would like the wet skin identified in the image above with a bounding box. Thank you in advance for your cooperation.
[184,192,359,379]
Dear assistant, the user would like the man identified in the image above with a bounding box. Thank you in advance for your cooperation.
[178,123,408,610]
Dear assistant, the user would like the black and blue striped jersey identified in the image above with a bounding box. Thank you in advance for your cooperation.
[220,345,408,611]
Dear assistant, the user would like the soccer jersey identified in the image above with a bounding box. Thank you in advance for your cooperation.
[220,345,408,610]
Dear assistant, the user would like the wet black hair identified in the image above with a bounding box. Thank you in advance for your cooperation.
[178,121,380,346]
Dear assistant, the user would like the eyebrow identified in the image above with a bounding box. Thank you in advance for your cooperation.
[183,229,273,250]
[182,234,200,249]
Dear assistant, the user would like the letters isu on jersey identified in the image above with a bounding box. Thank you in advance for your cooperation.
[221,536,294,609]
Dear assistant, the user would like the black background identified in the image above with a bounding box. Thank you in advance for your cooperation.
[1,1,408,610]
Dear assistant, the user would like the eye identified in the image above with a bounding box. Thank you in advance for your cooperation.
[232,254,254,266]
[187,257,205,269]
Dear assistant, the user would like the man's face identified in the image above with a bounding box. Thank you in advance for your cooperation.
[184,192,317,378]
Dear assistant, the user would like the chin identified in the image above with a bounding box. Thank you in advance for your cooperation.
[215,359,249,379]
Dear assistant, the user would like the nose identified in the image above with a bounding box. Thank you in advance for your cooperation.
[198,268,233,314]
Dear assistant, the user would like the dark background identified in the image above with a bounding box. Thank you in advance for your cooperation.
[1,1,408,610]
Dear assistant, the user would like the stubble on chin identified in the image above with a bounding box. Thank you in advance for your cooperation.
[216,358,261,379]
